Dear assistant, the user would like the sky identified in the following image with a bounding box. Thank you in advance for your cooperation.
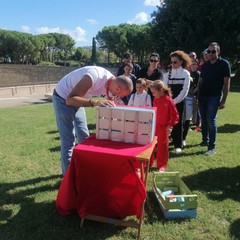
[0,0,160,47]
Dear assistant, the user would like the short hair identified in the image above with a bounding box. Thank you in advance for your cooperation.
[209,42,220,52]
[115,75,133,92]
[123,52,132,59]
[136,78,147,87]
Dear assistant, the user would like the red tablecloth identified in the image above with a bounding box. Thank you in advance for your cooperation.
[56,134,154,219]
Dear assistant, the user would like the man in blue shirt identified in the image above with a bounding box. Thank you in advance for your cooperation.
[198,42,231,156]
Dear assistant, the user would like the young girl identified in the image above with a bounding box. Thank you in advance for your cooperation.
[128,78,152,107]
[150,80,179,172]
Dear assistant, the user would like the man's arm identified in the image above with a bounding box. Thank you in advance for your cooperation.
[66,75,115,108]
[219,76,231,109]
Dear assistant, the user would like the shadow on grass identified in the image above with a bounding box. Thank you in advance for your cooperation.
[169,148,206,158]
[50,146,61,152]
[182,166,240,202]
[46,130,58,134]
[88,123,96,131]
[218,123,240,133]
[24,98,51,106]
[0,175,128,240]
[229,218,240,240]
[145,167,240,224]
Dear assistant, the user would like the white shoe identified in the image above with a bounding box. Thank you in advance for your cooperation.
[204,149,216,156]
[175,148,182,154]
[159,167,166,173]
[182,140,186,147]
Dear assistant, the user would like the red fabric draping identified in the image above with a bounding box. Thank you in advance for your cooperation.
[56,134,153,219]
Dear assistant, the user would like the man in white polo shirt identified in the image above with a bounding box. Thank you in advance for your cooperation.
[53,66,133,176]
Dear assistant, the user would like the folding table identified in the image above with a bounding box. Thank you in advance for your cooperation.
[56,134,157,239]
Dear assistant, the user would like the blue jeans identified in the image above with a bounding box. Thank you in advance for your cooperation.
[52,94,89,175]
[198,96,221,150]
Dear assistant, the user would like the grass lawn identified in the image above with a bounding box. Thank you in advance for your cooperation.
[0,92,239,240]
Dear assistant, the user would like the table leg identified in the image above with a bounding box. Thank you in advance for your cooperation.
[80,218,84,228]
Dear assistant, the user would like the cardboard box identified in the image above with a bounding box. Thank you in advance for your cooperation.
[96,106,156,145]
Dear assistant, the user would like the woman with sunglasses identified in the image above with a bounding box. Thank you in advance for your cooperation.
[163,50,192,154]
[136,53,163,104]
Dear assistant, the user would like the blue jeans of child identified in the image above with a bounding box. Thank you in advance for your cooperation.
[52,94,89,175]
[198,96,221,150]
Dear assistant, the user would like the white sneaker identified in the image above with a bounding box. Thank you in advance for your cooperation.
[183,140,186,147]
[175,148,182,154]
[159,167,166,173]
[204,149,216,156]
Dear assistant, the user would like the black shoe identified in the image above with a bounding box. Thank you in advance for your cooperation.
[199,142,208,146]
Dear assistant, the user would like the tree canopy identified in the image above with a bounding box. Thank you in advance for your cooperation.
[0,30,76,64]
[151,0,240,64]
[1,0,240,73]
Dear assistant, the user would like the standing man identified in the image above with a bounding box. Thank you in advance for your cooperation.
[53,66,133,175]
[198,42,231,156]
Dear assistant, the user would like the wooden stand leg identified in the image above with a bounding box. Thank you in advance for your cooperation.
[80,218,84,228]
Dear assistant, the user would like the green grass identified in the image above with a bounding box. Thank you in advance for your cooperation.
[0,93,240,240]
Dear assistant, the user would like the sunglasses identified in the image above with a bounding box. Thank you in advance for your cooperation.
[207,49,217,54]
[171,61,178,64]
[150,59,158,63]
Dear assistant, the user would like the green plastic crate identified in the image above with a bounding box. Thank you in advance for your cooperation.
[152,172,198,211]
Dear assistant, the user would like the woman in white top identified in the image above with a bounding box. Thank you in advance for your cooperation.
[128,78,152,107]
[163,50,191,154]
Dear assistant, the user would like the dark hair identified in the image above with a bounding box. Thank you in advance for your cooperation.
[150,80,172,97]
[209,42,220,52]
[136,78,147,87]
[150,52,159,59]
[123,53,132,59]
[192,58,199,64]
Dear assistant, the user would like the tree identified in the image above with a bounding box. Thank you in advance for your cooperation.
[96,23,155,64]
[90,37,97,65]
[151,0,240,65]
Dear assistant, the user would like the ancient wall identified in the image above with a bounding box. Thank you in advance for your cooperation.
[0,64,78,87]
[0,64,118,97]
[0,64,118,87]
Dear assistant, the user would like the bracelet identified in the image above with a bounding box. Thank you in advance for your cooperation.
[95,100,99,106]
[89,98,94,107]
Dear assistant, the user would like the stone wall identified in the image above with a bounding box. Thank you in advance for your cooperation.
[0,64,118,97]
[0,64,118,87]
[0,64,78,87]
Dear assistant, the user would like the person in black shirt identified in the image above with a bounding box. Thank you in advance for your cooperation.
[136,53,163,104]
[198,42,231,156]
[117,53,141,76]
